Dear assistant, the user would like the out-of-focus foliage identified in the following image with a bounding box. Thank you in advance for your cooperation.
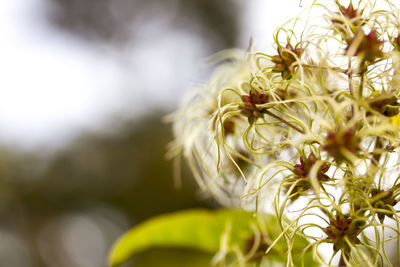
[125,248,213,267]
[0,0,242,266]
[0,113,215,267]
[46,0,240,49]
[109,209,317,267]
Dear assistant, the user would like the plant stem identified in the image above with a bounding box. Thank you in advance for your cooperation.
[264,110,305,134]
[339,251,348,267]
[347,60,355,118]
[301,64,348,74]
[347,61,354,98]
[359,71,365,98]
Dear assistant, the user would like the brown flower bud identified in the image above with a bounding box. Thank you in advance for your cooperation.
[324,213,363,254]
[346,30,383,66]
[323,127,361,163]
[239,89,269,124]
[271,43,302,80]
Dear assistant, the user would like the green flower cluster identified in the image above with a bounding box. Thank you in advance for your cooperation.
[171,0,400,266]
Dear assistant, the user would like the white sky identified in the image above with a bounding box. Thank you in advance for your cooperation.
[0,0,130,148]
[0,0,345,149]
[0,0,216,149]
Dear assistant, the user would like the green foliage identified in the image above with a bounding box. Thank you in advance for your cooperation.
[108,209,317,267]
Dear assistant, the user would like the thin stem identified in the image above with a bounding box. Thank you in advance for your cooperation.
[339,251,348,267]
[264,110,305,134]
[301,64,348,74]
[347,60,354,98]
[348,59,355,118]
[368,137,383,181]
[372,137,383,164]
[359,71,365,98]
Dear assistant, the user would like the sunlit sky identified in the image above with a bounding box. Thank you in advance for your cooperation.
[0,0,320,149]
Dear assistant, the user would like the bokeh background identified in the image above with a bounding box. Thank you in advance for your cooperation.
[0,0,304,266]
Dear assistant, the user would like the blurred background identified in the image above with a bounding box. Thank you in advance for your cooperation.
[0,0,303,266]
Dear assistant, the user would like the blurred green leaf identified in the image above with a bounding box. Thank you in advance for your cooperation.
[108,209,317,267]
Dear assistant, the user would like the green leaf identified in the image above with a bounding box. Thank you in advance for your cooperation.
[108,209,316,267]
